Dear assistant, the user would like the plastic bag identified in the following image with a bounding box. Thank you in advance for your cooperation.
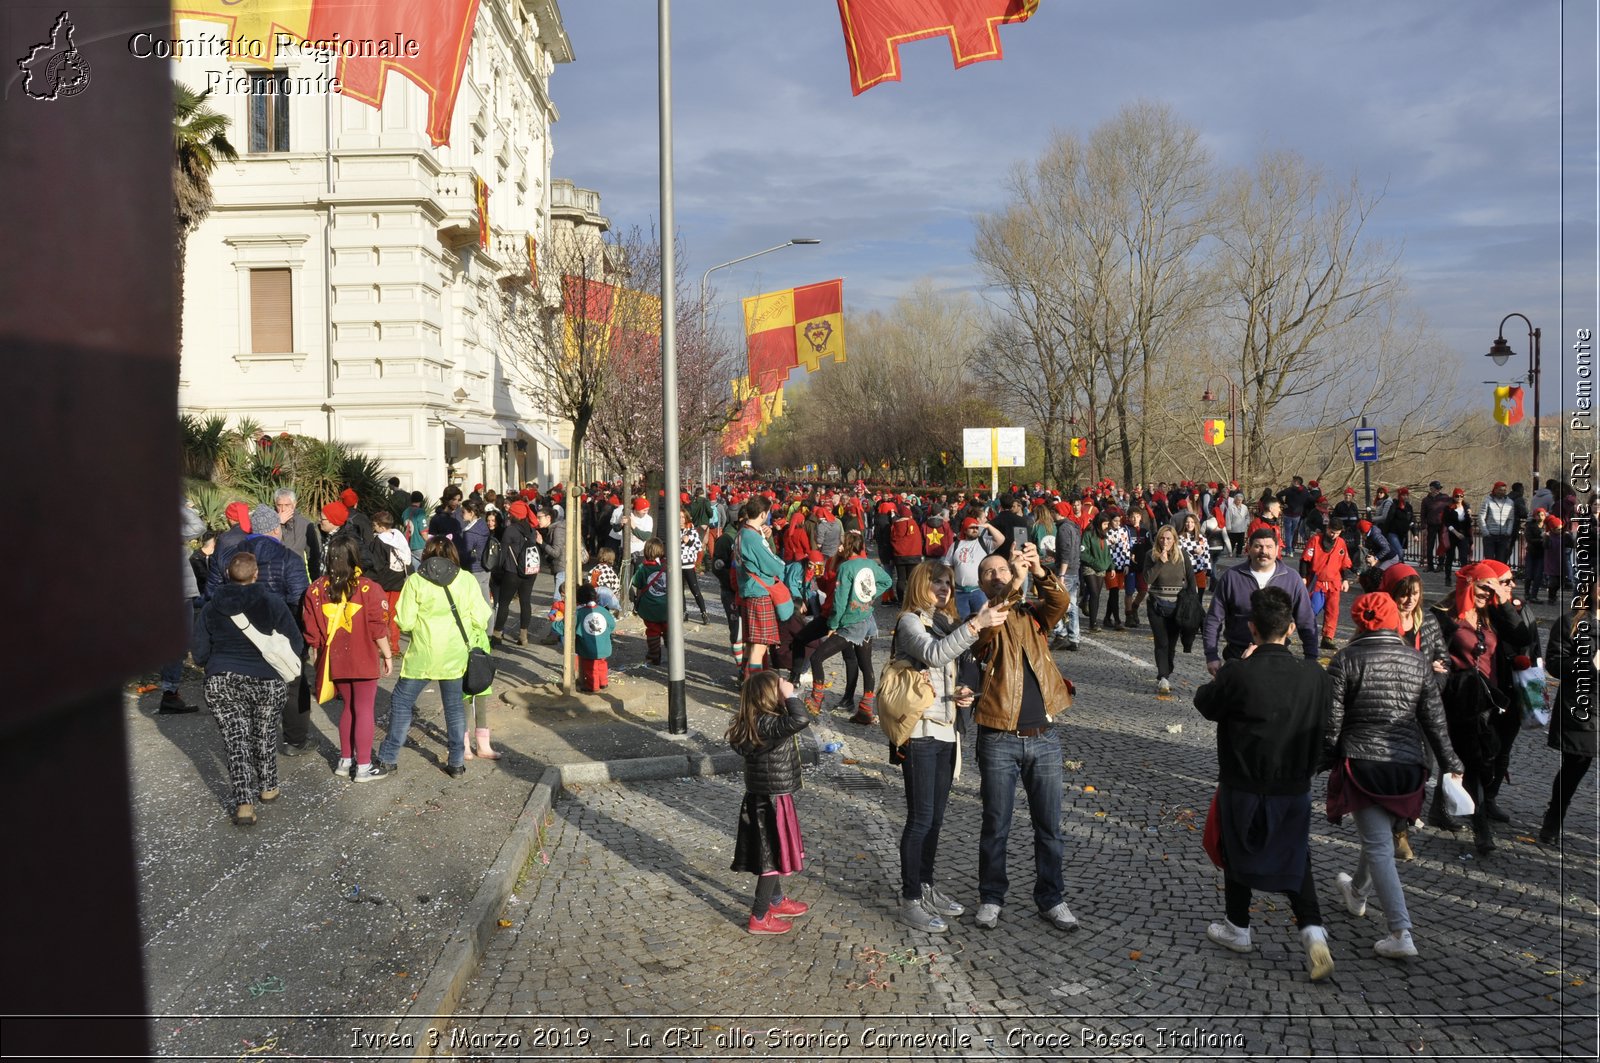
[1440,773,1476,817]
[1513,656,1551,728]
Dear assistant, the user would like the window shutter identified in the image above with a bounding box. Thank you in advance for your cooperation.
[250,269,293,353]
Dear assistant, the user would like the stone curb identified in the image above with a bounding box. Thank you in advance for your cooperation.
[404,744,817,1058]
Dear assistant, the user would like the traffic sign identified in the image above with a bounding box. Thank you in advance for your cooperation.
[963,427,1026,469]
[1353,427,1379,463]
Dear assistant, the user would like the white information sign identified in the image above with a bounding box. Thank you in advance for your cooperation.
[962,427,1027,468]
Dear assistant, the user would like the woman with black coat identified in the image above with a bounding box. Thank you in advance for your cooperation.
[1541,606,1598,843]
[493,500,539,645]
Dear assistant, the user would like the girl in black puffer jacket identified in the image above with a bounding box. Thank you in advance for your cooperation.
[727,672,811,936]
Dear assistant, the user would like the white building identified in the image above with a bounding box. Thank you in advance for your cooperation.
[175,0,596,495]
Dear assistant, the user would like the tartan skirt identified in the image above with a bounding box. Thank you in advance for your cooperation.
[741,593,780,646]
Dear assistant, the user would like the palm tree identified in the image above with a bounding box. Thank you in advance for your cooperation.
[173,83,238,354]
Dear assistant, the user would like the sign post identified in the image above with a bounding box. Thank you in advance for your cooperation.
[1353,420,1379,507]
[964,427,1026,500]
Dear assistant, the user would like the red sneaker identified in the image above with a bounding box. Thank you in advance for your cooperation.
[747,912,793,935]
[768,897,810,919]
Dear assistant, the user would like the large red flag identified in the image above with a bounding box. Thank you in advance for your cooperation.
[836,0,1037,95]
[306,0,482,146]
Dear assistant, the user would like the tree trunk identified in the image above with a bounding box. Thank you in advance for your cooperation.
[559,425,587,696]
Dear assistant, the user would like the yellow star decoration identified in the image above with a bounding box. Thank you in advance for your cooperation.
[173,0,314,68]
[315,597,362,703]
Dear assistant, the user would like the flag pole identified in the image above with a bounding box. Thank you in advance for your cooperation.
[659,0,687,735]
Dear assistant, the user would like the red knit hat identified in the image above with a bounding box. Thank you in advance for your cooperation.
[961,517,980,531]
[1546,516,1564,530]
[1345,487,1356,495]
[1379,563,1418,594]
[508,500,530,522]
[225,501,253,532]
[340,488,359,507]
[1351,592,1399,633]
[632,497,650,512]
[320,501,349,527]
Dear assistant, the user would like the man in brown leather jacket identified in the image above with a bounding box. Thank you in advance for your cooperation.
[970,542,1078,932]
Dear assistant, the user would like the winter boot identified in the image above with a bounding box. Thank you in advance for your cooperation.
[1427,786,1463,832]
[850,691,877,726]
[805,682,827,715]
[1540,805,1561,845]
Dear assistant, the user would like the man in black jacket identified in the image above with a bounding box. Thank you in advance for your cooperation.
[1194,586,1336,982]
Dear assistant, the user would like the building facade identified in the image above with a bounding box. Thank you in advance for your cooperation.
[175,0,592,495]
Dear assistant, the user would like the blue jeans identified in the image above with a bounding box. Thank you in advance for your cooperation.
[1283,516,1301,553]
[378,676,467,768]
[899,736,957,899]
[1052,571,1080,643]
[955,587,987,621]
[977,727,1065,910]
[1386,533,1407,562]
[160,597,197,691]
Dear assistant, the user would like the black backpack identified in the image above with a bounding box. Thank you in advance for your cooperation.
[480,535,503,574]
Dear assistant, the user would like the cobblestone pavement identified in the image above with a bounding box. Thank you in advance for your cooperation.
[454,578,1599,1062]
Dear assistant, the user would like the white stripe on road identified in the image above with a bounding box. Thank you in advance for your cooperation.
[1076,635,1155,670]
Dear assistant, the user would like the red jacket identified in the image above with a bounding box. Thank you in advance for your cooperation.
[1246,517,1286,553]
[921,520,951,558]
[888,516,924,560]
[781,520,811,563]
[1300,534,1352,591]
[302,574,391,684]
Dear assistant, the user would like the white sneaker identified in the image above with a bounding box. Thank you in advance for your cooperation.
[1335,872,1367,918]
[1374,929,1418,959]
[352,762,391,783]
[1157,676,1171,695]
[921,883,964,917]
[334,757,353,778]
[1206,919,1254,953]
[1301,925,1335,982]
[899,898,948,933]
[1042,902,1080,930]
[975,903,1001,929]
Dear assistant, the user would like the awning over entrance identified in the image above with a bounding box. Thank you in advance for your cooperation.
[513,423,570,460]
[447,418,508,446]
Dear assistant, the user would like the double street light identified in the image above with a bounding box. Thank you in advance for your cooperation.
[1487,313,1541,492]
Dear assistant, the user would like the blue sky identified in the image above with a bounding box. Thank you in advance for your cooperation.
[547,1,1596,398]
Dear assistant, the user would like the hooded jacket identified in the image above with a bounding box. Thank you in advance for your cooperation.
[395,557,491,680]
[206,533,310,611]
[192,581,304,680]
[301,570,391,684]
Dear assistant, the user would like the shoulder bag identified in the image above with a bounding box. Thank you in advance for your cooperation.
[1174,556,1203,635]
[229,612,303,683]
[442,581,497,695]
[877,620,937,747]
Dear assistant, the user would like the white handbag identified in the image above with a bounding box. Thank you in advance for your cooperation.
[1439,773,1476,818]
[230,613,302,683]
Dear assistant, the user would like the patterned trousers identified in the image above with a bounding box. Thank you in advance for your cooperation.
[205,673,285,808]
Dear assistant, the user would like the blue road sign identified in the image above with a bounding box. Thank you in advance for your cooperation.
[1353,427,1379,463]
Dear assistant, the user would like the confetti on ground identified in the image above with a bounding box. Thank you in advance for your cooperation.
[1129,950,1143,961]
[135,683,160,694]
[1165,723,1183,733]
[1083,785,1096,793]
[245,977,285,997]
[1063,759,1084,771]
[497,919,513,928]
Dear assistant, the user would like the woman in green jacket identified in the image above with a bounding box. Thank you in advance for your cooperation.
[789,531,893,724]
[376,537,493,777]
[1079,514,1114,633]
[735,496,788,679]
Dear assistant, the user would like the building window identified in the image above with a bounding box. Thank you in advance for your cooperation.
[248,71,289,152]
[249,268,293,352]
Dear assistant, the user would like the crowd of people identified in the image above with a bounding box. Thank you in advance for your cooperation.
[168,469,1593,981]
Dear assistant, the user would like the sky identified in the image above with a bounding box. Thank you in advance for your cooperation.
[546,1,1596,406]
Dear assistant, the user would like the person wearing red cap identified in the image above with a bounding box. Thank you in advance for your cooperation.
[1479,482,1518,565]
[1523,509,1550,601]
[493,501,540,645]
[1439,489,1473,578]
[1331,488,1363,558]
[1323,593,1462,960]
[887,503,925,605]
[1431,560,1538,855]
[1379,564,1457,833]
[1379,487,1414,563]
[1300,519,1354,651]
[612,497,654,565]
[1540,515,1571,603]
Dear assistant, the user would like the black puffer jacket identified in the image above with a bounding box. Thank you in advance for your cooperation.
[1326,630,1461,773]
[1398,617,1448,692]
[733,697,810,796]
[1547,611,1599,758]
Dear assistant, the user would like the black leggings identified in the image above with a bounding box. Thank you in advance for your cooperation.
[493,572,535,635]
[1079,572,1104,626]
[680,567,706,613]
[1549,752,1594,821]
[1224,853,1322,929]
[798,635,875,695]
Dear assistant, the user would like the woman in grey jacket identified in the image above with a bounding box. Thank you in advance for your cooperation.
[891,561,1008,933]
[1324,593,1463,960]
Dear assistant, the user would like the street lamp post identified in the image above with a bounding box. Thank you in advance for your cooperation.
[1487,313,1541,492]
[1201,378,1240,487]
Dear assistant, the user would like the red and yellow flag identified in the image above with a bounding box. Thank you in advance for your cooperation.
[560,275,659,366]
[1203,419,1227,446]
[525,235,539,287]
[836,0,1038,95]
[743,279,846,390]
[1493,385,1524,426]
[473,176,491,249]
[173,0,482,146]
[1069,437,1087,457]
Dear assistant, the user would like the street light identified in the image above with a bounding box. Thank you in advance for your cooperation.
[1201,376,1240,487]
[1487,313,1541,491]
[698,237,822,313]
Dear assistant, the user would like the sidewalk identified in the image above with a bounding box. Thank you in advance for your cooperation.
[130,582,764,1060]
